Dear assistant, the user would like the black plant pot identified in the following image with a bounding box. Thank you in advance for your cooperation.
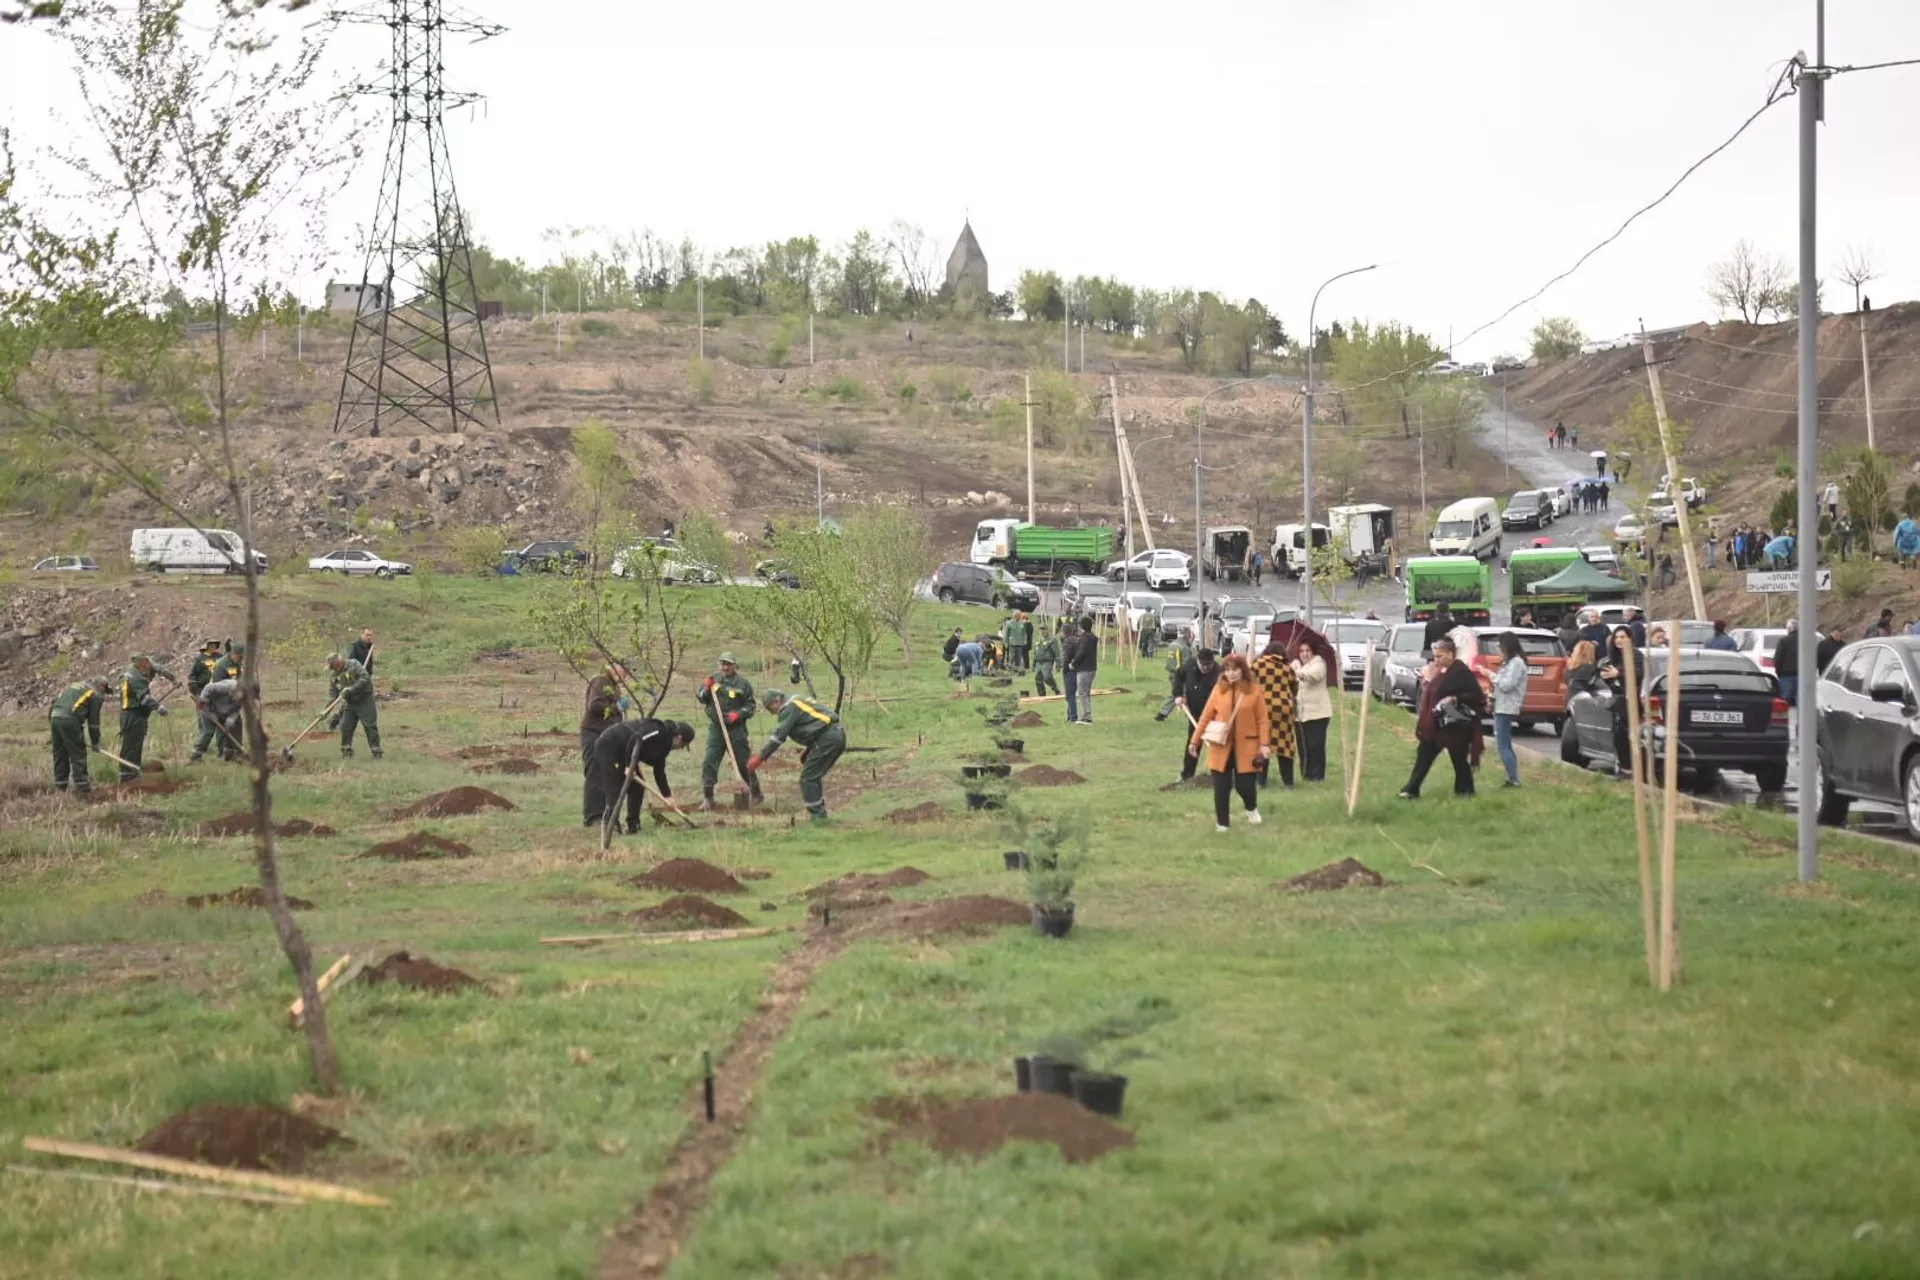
[985,715,1010,728]
[1032,903,1076,938]
[1071,1071,1128,1117]
[1027,1055,1076,1096]
[995,738,1025,753]
[1004,851,1030,871]
[966,793,1005,812]
[1014,1056,1033,1092]
[962,763,1013,780]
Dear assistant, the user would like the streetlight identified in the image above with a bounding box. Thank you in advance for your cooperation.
[1302,263,1378,616]
[1194,376,1273,585]
[1118,434,1176,590]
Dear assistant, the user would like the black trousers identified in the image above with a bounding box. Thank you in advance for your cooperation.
[1403,737,1474,796]
[1212,744,1258,825]
[1298,717,1329,781]
[589,736,646,832]
[580,729,606,824]
[1256,753,1294,788]
[1180,725,1201,779]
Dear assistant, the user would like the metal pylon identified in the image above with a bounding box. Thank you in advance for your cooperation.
[332,0,502,437]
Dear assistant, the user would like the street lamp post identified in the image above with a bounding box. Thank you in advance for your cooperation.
[1194,376,1270,588]
[1302,264,1378,616]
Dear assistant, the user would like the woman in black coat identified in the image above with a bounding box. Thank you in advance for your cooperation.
[1398,636,1489,799]
[1599,625,1639,773]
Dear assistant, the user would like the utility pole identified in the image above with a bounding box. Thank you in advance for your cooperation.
[697,278,704,362]
[1418,404,1428,527]
[814,431,824,526]
[808,312,814,366]
[1303,264,1378,615]
[1794,33,1827,885]
[1854,291,1875,449]
[1108,378,1154,550]
[1063,285,1071,373]
[1079,315,1086,372]
[1640,320,1707,620]
[295,304,303,362]
[1501,377,1509,484]
[1024,374,1035,524]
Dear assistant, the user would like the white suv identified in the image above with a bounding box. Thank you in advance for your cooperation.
[1106,548,1192,591]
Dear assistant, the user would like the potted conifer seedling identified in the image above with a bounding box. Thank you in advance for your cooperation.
[1026,817,1084,937]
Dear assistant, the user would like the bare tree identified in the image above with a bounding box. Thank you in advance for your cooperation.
[1704,239,1789,324]
[885,219,939,312]
[1834,242,1881,313]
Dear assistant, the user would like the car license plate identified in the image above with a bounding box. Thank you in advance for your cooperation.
[1527,664,1545,676]
[1690,709,1744,725]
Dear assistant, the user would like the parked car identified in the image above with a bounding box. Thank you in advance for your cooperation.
[1326,618,1389,690]
[1811,637,1920,836]
[1560,649,1788,791]
[1465,627,1568,733]
[1206,594,1270,650]
[1121,590,1167,634]
[131,527,268,575]
[932,562,1041,609]
[611,538,721,585]
[1370,623,1429,708]
[1612,515,1645,544]
[30,555,100,573]
[1580,544,1620,574]
[1501,490,1555,531]
[1645,620,1717,648]
[1158,600,1202,640]
[509,539,587,574]
[1650,476,1707,508]
[1546,486,1573,517]
[307,548,412,578]
[1106,547,1193,590]
[754,558,801,589]
[1062,574,1121,619]
[1730,627,1790,675]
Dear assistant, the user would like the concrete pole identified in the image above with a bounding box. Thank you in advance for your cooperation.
[1859,310,1875,450]
[296,305,303,362]
[1024,373,1035,524]
[1795,50,1825,883]
[808,312,815,366]
[1195,404,1205,581]
[697,278,704,362]
[1063,285,1071,373]
[1501,378,1509,484]
[1303,264,1377,617]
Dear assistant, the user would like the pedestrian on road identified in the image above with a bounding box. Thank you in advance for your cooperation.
[1490,631,1529,788]
[50,677,109,794]
[1398,637,1485,800]
[1187,653,1270,832]
[1772,622,1801,705]
[1290,641,1332,783]
[1032,622,1062,698]
[1172,648,1221,782]
[1704,620,1739,651]
[1251,549,1265,586]
[326,653,381,759]
[1623,606,1647,650]
[579,661,629,826]
[1600,481,1610,510]
[1599,628,1638,772]
[588,718,694,834]
[116,654,173,780]
[696,651,762,810]
[1816,626,1846,676]
[1422,601,1455,650]
[1063,617,1098,724]
[1570,426,1579,448]
[747,689,845,821]
[1556,614,1581,654]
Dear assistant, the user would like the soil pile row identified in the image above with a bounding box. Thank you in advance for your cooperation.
[395,786,516,819]
[626,895,752,931]
[809,867,931,897]
[627,858,745,895]
[137,1103,347,1172]
[1282,857,1387,893]
[471,758,540,775]
[1017,765,1084,787]
[363,950,482,992]
[197,812,336,838]
[360,832,473,860]
[877,1093,1132,1164]
[1009,711,1046,728]
[184,886,314,910]
[886,802,943,824]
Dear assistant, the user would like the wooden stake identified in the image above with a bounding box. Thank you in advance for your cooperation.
[1659,627,1683,991]
[538,926,782,948]
[20,1137,391,1207]
[4,1162,303,1206]
[1640,320,1708,621]
[1017,688,1123,705]
[287,954,353,1029]
[1620,642,1659,987]
[1348,644,1375,816]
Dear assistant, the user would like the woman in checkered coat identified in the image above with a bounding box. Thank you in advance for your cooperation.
[1248,647,1299,788]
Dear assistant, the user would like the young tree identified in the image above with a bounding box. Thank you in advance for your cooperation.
[720,526,881,712]
[1842,449,1894,555]
[1528,316,1585,362]
[1704,239,1788,324]
[1016,269,1065,323]
[1834,241,1881,312]
[1328,320,1450,437]
[0,0,363,1093]
[840,505,933,661]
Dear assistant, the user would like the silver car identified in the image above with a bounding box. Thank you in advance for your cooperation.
[1368,623,1429,708]
[1327,619,1389,690]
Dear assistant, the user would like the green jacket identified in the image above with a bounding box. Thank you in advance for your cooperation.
[331,659,374,704]
[760,696,839,757]
[1005,618,1032,647]
[209,653,244,686]
[51,681,105,744]
[187,653,221,696]
[1164,641,1192,675]
[1033,635,1062,667]
[120,666,169,715]
[697,671,756,726]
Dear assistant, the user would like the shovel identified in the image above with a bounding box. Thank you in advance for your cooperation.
[90,743,143,776]
[281,692,345,762]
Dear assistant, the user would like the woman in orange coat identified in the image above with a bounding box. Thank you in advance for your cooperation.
[1187,652,1272,832]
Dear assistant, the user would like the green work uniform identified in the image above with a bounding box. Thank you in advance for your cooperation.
[117,664,170,781]
[759,696,846,820]
[1005,617,1032,671]
[193,653,245,760]
[696,671,761,803]
[50,681,105,792]
[1032,632,1062,697]
[186,652,221,762]
[331,660,380,757]
[1158,640,1192,718]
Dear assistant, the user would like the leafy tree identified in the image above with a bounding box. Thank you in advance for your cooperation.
[835,229,892,316]
[1161,289,1205,370]
[1843,449,1895,553]
[1705,238,1788,324]
[1017,269,1065,323]
[841,506,933,661]
[572,420,633,564]
[1529,316,1584,361]
[720,525,880,712]
[1328,320,1445,436]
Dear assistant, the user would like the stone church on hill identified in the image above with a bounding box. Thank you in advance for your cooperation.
[945,221,989,313]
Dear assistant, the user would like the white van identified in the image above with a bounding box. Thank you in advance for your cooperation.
[1269,522,1330,578]
[130,528,269,575]
[1428,497,1500,560]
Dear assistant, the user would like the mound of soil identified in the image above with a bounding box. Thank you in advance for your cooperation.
[395,786,516,819]
[1281,857,1387,893]
[197,812,336,838]
[625,894,752,931]
[81,775,193,800]
[886,801,944,824]
[141,761,165,774]
[627,857,746,895]
[137,1103,348,1173]
[735,868,774,881]
[454,744,509,759]
[878,1093,1132,1164]
[362,950,482,993]
[98,808,167,835]
[1009,711,1046,728]
[471,757,540,775]
[184,886,315,910]
[360,831,474,860]
[858,894,1029,939]
[809,867,932,897]
[1016,765,1085,787]
[475,647,530,662]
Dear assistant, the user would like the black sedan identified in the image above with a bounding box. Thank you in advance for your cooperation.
[1560,650,1788,791]
[1811,637,1920,837]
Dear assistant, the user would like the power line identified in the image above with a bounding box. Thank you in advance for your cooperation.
[1685,329,1920,365]
[1660,367,1920,410]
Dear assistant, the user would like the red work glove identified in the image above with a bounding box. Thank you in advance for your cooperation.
[703,676,716,691]
[745,754,762,773]
[725,711,741,724]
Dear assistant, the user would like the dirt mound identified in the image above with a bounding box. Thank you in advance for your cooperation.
[475,647,531,662]
[1017,765,1085,787]
[626,857,746,895]
[1009,711,1045,728]
[98,808,167,835]
[1281,858,1387,893]
[137,1103,347,1172]
[626,894,752,931]
[184,886,314,910]
[454,744,509,759]
[886,801,944,824]
[197,812,336,838]
[809,867,931,897]
[395,786,516,819]
[735,867,774,881]
[81,775,193,800]
[856,894,1028,939]
[360,831,474,860]
[878,1092,1132,1164]
[141,761,165,774]
[471,757,540,775]
[362,950,482,993]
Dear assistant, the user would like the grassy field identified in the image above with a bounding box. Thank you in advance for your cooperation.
[3,573,1919,1279]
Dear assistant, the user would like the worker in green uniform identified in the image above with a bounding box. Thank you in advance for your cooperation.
[192,641,247,761]
[325,653,381,758]
[695,651,762,810]
[116,654,174,781]
[50,677,110,793]
[1155,628,1194,720]
[745,688,845,821]
[1032,622,1062,698]
[1005,612,1033,671]
[184,637,223,764]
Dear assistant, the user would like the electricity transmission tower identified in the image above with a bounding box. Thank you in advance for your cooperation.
[332,0,502,437]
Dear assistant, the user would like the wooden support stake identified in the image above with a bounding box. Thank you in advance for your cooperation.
[287,954,353,1029]
[1659,627,1683,991]
[1620,642,1658,987]
[4,1161,303,1206]
[20,1137,391,1207]
[1348,645,1375,816]
[1016,688,1122,705]
[539,926,782,948]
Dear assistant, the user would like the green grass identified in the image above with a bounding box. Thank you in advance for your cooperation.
[3,574,1920,1277]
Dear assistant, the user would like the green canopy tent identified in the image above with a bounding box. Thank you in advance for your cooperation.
[1527,558,1633,598]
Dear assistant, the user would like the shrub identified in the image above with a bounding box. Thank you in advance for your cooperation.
[449,524,509,576]
[822,375,867,403]
[926,365,973,404]
[898,383,917,402]
[1833,558,1873,602]
[687,358,716,403]
[578,317,616,339]
[821,420,868,455]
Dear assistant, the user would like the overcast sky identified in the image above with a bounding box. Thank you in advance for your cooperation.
[4,0,1917,359]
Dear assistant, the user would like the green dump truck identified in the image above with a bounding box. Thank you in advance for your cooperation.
[970,518,1118,581]
[1403,555,1491,624]
[1506,547,1583,627]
